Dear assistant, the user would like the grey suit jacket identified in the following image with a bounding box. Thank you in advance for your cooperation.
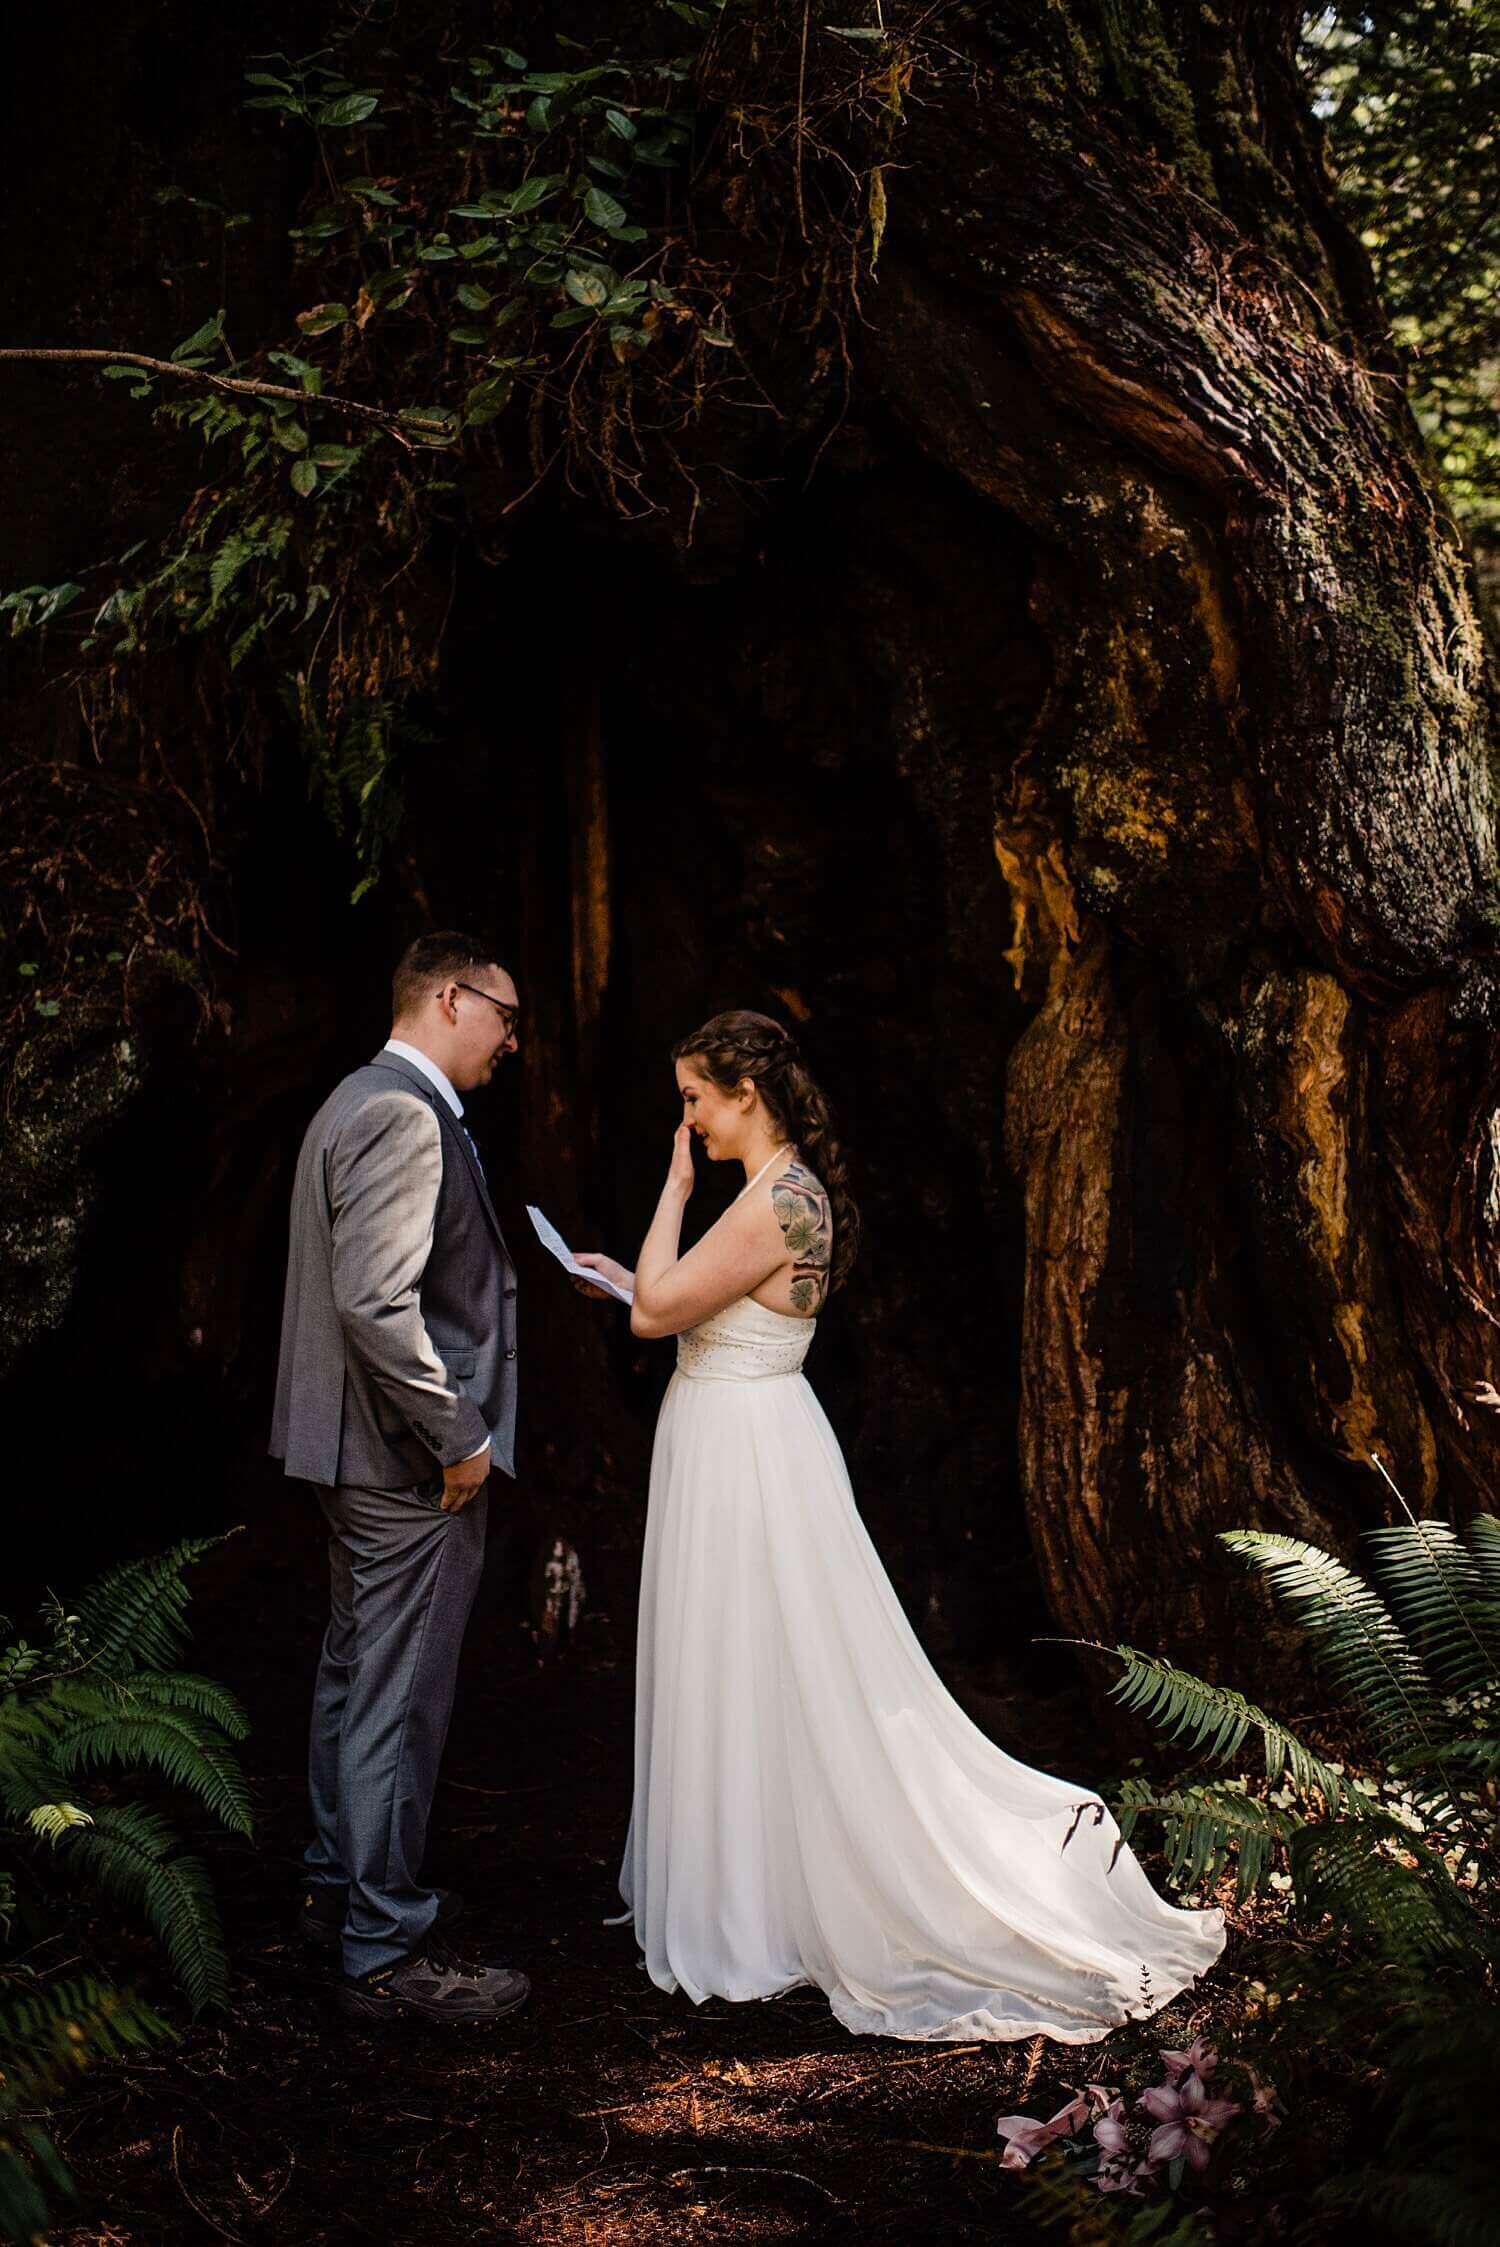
[270,1051,518,1489]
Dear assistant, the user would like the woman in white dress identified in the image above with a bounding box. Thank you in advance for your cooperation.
[574,1011,1225,2044]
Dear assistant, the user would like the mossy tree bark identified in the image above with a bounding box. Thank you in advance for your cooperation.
[846,1,1500,1676]
[5,1,1499,1682]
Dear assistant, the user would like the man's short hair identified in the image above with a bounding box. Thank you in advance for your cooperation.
[392,931,501,1020]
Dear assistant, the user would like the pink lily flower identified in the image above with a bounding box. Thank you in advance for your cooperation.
[995,2090,1093,2171]
[1159,2035,1218,2082]
[1139,2072,1242,2172]
[1092,2098,1131,2159]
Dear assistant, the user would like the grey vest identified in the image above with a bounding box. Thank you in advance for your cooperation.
[270,1051,518,1488]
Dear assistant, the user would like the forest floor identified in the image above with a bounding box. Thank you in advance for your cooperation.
[45,1490,1244,2247]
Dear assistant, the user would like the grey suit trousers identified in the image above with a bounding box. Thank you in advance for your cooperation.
[303,1478,488,1976]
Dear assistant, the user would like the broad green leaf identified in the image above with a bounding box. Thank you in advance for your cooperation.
[290,459,318,497]
[527,95,552,132]
[508,175,561,213]
[296,302,349,336]
[584,186,628,230]
[465,376,512,426]
[171,311,225,364]
[455,283,493,311]
[564,268,610,309]
[317,92,378,127]
[604,107,637,140]
[448,325,488,346]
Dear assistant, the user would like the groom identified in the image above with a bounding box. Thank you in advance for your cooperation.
[270,932,530,2025]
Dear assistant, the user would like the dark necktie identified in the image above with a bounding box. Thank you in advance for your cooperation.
[462,1122,486,1183]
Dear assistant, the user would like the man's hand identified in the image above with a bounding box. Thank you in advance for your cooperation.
[441,1444,491,1512]
[1463,1380,1500,1415]
[572,1251,634,1302]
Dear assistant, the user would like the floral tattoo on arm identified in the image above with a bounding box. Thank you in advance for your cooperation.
[772,1161,832,1314]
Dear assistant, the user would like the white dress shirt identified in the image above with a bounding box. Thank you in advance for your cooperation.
[383,1037,464,1118]
[380,1038,489,1468]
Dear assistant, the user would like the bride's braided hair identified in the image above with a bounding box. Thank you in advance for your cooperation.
[672,1010,861,1292]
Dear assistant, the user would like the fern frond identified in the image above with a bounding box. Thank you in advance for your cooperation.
[71,1533,233,1675]
[1365,1516,1500,1694]
[1315,2165,1498,2247]
[1220,1531,1443,1760]
[1466,1511,1500,1598]
[1113,1777,1301,1900]
[26,1801,94,1844]
[1290,1820,1488,1968]
[0,1971,171,2113]
[65,1804,231,2013]
[0,1715,69,1823]
[0,2123,74,2247]
[1104,1646,1350,1804]
[1394,1732,1500,1784]
[118,1670,250,1739]
[40,1681,251,1835]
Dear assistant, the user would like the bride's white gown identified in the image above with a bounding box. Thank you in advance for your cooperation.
[615,1282,1226,2043]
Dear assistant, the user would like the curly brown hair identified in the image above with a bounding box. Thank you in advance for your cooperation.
[671,1010,861,1292]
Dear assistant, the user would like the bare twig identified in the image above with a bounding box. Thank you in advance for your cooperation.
[0,348,456,446]
[669,2163,842,2204]
[170,2126,249,2244]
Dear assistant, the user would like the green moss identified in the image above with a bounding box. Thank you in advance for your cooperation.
[1095,0,1218,203]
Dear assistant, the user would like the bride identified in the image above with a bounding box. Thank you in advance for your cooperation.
[574,1010,1225,2043]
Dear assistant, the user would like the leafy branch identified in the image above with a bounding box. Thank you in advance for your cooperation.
[0,348,458,447]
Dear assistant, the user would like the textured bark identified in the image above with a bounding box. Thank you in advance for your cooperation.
[5,1,1499,1691]
[846,6,1500,1680]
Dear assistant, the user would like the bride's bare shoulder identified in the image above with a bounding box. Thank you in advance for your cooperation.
[769,1156,832,1315]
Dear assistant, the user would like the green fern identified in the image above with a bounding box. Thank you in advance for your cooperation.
[1290,1819,1487,1968]
[1466,1511,1500,1599]
[1,1535,249,2030]
[0,1973,171,2245]
[119,1668,250,1738]
[39,1680,253,1836]
[1104,1646,1350,1805]
[0,1971,170,2109]
[1220,1530,1445,1761]
[1363,1515,1500,1694]
[70,1532,234,1674]
[1113,1778,1302,1900]
[65,1804,231,2014]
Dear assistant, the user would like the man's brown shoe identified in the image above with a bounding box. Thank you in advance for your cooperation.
[336,1941,530,2026]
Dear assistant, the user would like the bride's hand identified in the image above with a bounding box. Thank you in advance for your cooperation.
[667,1121,696,1200]
[572,1251,633,1300]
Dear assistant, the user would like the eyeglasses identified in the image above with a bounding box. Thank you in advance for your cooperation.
[451,980,519,1035]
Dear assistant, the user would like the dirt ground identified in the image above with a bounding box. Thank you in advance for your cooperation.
[44,1490,1239,2246]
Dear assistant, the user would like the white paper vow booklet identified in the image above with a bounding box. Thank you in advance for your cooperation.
[526,1205,635,1305]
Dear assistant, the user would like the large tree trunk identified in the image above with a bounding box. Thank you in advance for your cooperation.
[5,1,1498,1693]
[843,4,1500,1677]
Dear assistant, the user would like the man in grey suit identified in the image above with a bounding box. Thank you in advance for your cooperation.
[271,931,530,2025]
